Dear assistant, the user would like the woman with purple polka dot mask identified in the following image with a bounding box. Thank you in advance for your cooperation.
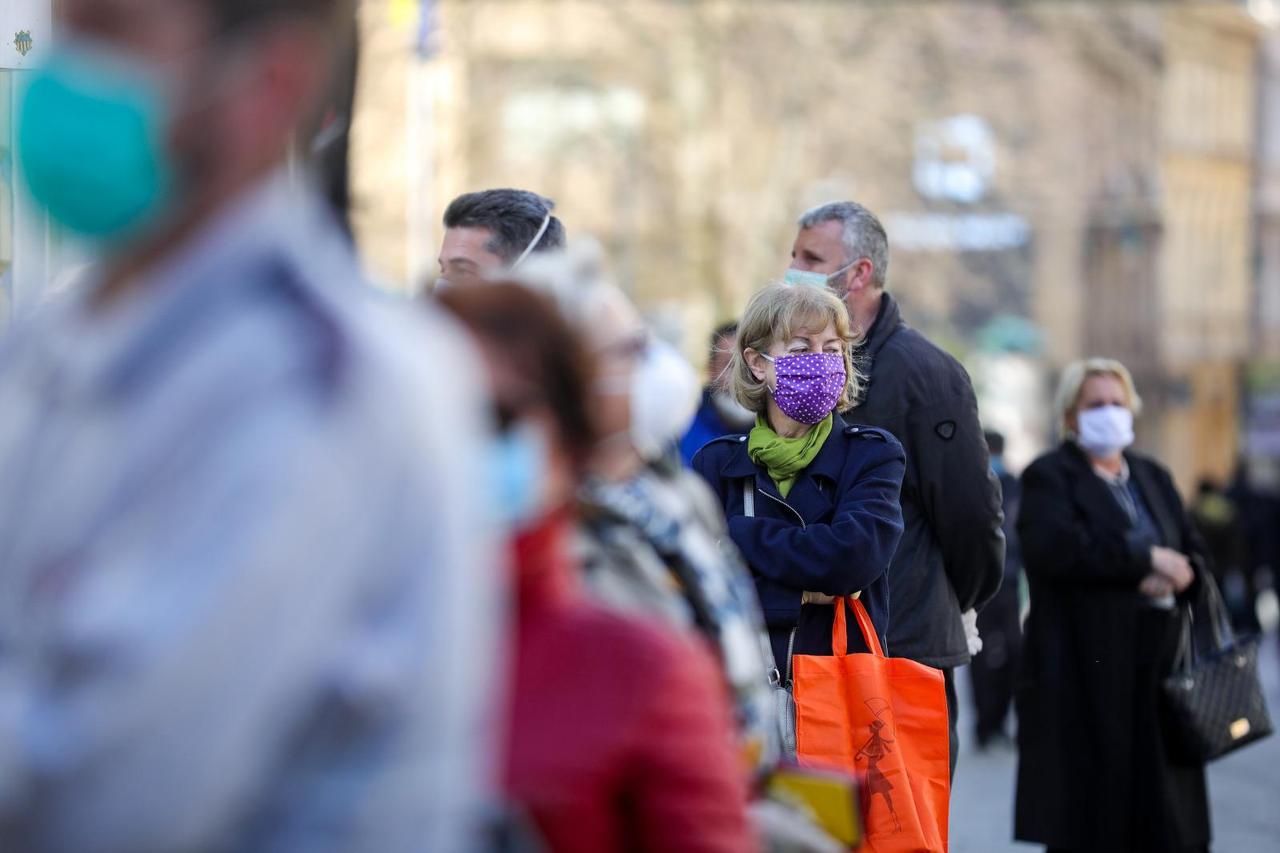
[691,283,906,723]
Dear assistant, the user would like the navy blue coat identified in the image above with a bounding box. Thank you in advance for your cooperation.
[692,422,906,668]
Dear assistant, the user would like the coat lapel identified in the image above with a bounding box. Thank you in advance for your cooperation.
[1062,442,1131,535]
[1127,455,1179,549]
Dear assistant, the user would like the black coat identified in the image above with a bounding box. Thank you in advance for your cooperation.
[846,294,1005,667]
[1014,442,1210,852]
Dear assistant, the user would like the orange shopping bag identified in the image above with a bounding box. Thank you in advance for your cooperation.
[792,596,950,852]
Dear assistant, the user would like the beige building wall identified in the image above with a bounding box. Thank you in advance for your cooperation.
[1154,6,1259,489]
[349,1,1266,489]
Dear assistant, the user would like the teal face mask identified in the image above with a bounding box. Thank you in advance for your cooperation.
[17,44,175,240]
[489,421,549,529]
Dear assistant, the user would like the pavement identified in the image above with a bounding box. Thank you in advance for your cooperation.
[948,628,1280,852]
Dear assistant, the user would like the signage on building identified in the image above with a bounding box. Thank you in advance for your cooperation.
[1,1,50,70]
[913,114,996,205]
[889,113,1031,252]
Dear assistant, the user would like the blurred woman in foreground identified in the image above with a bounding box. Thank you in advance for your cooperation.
[439,283,754,853]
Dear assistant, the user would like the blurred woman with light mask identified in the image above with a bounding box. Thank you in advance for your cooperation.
[514,243,781,778]
[437,283,754,853]
[1014,358,1211,853]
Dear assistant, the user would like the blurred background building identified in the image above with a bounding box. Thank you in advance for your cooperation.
[348,0,1278,490]
[0,1,1274,493]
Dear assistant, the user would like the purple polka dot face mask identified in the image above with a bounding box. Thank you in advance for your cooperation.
[763,351,846,424]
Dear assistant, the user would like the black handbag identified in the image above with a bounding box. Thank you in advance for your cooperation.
[1161,572,1273,763]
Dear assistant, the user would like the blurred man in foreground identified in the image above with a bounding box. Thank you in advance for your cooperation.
[435,188,566,291]
[0,1,499,850]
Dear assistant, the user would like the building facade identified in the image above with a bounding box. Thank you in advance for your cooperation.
[351,0,1267,490]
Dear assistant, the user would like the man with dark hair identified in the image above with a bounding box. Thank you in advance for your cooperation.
[679,321,755,464]
[0,2,498,849]
[436,188,566,290]
[788,201,1005,776]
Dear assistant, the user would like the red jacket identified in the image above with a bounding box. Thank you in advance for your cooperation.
[504,515,756,853]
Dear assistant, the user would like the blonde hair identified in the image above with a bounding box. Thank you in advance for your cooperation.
[1054,357,1144,437]
[730,283,864,414]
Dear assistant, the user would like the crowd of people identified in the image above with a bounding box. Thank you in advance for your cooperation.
[0,1,1270,852]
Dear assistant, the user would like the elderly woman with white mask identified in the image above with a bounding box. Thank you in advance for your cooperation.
[513,243,780,775]
[1014,358,1212,853]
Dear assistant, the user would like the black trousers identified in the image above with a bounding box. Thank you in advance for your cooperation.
[968,582,1022,743]
[944,666,958,778]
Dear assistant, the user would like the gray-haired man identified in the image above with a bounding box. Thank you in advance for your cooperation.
[788,201,1005,775]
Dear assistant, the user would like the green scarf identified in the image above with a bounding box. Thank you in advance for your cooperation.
[747,413,833,498]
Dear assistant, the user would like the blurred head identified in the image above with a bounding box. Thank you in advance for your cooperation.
[437,282,597,527]
[514,241,699,470]
[437,189,566,290]
[790,201,889,331]
[22,0,352,245]
[732,283,863,419]
[707,321,739,388]
[1054,358,1143,438]
[984,430,1005,457]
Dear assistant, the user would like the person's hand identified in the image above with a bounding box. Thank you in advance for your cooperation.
[1138,572,1175,599]
[962,608,982,656]
[1150,546,1194,592]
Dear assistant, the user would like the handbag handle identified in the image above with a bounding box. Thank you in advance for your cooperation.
[832,595,885,658]
[1172,569,1237,673]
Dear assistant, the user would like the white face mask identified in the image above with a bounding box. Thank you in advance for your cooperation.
[711,390,756,431]
[1076,405,1134,458]
[630,339,700,461]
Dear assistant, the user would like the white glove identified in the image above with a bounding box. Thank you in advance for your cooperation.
[962,608,983,656]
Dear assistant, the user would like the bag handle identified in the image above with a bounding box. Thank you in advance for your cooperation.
[832,595,885,658]
[1171,568,1237,674]
[1198,568,1234,652]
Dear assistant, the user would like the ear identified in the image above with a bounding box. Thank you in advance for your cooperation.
[243,24,330,154]
[744,347,769,383]
[847,259,875,294]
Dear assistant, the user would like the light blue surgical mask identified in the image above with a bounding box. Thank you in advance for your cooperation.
[489,421,549,529]
[18,43,175,240]
[784,257,859,291]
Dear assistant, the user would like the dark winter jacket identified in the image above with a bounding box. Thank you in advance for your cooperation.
[845,293,1005,668]
[692,422,905,667]
[1014,442,1210,852]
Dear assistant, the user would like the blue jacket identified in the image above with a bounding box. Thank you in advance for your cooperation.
[679,389,742,466]
[692,422,906,659]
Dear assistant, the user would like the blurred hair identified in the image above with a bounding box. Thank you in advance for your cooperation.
[1053,357,1143,437]
[984,430,1005,456]
[443,189,567,266]
[509,240,641,352]
[730,283,863,415]
[797,201,890,291]
[708,321,738,367]
[437,283,598,472]
[207,0,355,35]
